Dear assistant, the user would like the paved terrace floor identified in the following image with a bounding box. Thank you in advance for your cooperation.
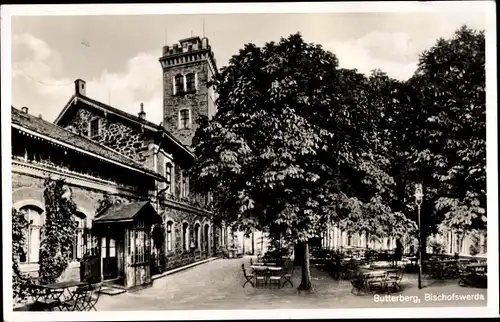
[95,256,487,311]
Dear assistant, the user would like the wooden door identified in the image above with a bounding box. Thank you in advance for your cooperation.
[101,236,118,280]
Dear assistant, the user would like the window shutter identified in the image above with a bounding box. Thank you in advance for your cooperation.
[183,75,187,92]
[195,72,198,91]
[172,76,176,95]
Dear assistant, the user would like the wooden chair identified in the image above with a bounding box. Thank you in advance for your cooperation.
[27,279,65,312]
[282,260,294,288]
[268,267,282,289]
[253,267,267,289]
[63,281,102,311]
[241,264,255,288]
[350,272,368,296]
[386,268,404,292]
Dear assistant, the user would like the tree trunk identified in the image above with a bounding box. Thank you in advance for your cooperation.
[294,243,303,266]
[297,242,313,292]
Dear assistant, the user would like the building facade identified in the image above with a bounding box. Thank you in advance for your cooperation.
[12,36,236,292]
[318,223,487,257]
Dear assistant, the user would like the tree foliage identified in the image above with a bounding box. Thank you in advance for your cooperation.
[39,178,78,284]
[408,25,486,234]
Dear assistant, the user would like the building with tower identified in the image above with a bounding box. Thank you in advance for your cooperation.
[11,36,238,295]
[159,36,218,147]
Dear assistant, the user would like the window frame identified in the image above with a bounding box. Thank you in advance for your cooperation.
[89,117,100,138]
[166,220,174,252]
[71,213,87,262]
[165,162,173,194]
[19,206,44,264]
[173,74,184,95]
[182,222,190,252]
[186,73,196,93]
[178,109,191,129]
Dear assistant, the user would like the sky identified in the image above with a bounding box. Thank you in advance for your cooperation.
[9,3,491,125]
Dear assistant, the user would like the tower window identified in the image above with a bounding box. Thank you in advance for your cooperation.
[179,109,191,129]
[186,73,196,93]
[174,74,184,95]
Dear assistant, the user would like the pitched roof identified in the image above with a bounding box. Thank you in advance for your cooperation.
[11,106,164,180]
[55,94,194,157]
[94,201,161,224]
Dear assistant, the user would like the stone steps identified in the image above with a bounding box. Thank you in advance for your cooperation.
[99,286,127,296]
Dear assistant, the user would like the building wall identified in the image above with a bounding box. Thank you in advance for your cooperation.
[60,107,152,163]
[12,171,109,280]
[162,205,213,270]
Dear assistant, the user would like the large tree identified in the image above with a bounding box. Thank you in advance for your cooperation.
[190,33,413,291]
[405,25,486,250]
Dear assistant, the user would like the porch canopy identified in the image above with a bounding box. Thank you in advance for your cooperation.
[93,201,162,226]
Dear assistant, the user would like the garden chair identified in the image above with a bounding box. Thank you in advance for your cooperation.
[386,268,404,293]
[253,267,267,289]
[281,260,294,288]
[366,273,388,294]
[241,264,255,288]
[457,262,473,287]
[350,272,369,296]
[268,267,282,289]
[27,278,64,311]
[63,281,102,311]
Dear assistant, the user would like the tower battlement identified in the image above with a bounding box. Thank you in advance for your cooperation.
[160,36,216,68]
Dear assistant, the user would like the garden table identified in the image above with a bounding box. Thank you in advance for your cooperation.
[40,281,87,302]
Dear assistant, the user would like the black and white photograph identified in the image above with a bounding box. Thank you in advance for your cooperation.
[1,2,498,320]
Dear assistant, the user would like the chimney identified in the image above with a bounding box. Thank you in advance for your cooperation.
[75,79,86,96]
[21,106,29,114]
[138,102,146,120]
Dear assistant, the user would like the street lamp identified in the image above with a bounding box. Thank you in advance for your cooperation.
[414,183,424,289]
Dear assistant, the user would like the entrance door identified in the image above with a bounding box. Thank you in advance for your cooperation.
[101,236,117,280]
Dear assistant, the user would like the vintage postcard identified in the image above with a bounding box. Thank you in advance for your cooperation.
[1,2,498,320]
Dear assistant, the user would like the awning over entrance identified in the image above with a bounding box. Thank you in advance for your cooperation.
[93,201,162,225]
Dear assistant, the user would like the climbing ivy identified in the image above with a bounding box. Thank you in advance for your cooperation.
[12,207,30,302]
[38,177,78,284]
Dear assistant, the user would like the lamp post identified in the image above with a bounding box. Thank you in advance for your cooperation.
[414,183,424,289]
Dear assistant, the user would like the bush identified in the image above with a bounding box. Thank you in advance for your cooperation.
[469,244,480,256]
[428,239,445,255]
[12,208,30,302]
[39,178,78,284]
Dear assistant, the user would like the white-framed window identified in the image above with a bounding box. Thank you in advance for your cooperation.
[173,74,184,95]
[186,73,196,92]
[71,213,87,261]
[181,171,189,198]
[20,206,44,264]
[194,223,201,249]
[89,118,100,138]
[178,109,191,129]
[166,221,174,252]
[182,222,190,251]
[165,162,173,194]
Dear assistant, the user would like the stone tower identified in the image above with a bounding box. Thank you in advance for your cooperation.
[159,36,218,147]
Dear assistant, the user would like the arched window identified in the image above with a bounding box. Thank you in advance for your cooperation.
[166,221,173,252]
[20,205,44,264]
[178,109,191,129]
[165,163,173,194]
[182,222,189,251]
[71,213,86,261]
[186,73,196,92]
[204,224,210,252]
[194,223,201,249]
[174,74,184,95]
